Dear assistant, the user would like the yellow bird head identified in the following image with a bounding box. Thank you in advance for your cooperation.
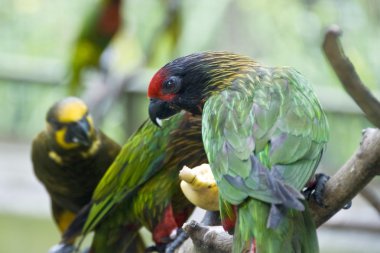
[46,97,95,150]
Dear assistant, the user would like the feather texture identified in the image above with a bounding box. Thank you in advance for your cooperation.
[202,65,328,253]
[64,112,207,252]
[147,52,329,253]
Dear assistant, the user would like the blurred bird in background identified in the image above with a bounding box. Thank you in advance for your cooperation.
[31,97,124,248]
[68,0,123,95]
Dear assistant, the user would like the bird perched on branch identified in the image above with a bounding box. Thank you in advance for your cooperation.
[31,97,144,251]
[68,0,122,95]
[62,112,207,253]
[148,52,329,253]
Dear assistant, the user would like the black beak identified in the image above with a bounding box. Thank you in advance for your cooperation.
[65,117,91,147]
[149,99,180,127]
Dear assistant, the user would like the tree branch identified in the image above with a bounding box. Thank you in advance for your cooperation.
[175,25,380,253]
[180,221,232,253]
[360,186,380,215]
[309,128,380,226]
[322,222,380,234]
[323,25,380,128]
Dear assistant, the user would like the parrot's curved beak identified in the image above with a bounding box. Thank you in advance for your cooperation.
[65,117,91,147]
[149,99,180,127]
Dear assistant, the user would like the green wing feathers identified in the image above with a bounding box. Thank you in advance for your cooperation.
[234,200,319,253]
[203,67,328,252]
[70,112,207,252]
[203,67,328,202]
[83,117,182,235]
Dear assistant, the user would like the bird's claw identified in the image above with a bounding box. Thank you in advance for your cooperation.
[165,228,189,253]
[303,173,330,207]
[303,173,352,210]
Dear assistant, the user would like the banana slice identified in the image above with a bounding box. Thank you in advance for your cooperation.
[179,164,219,211]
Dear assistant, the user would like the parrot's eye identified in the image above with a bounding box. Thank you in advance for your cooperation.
[162,76,181,94]
[50,120,63,130]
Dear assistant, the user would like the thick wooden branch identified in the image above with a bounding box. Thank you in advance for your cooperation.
[309,128,380,226]
[323,25,380,128]
[180,221,232,253]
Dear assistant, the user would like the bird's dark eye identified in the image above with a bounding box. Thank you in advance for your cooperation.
[50,120,63,130]
[162,76,181,93]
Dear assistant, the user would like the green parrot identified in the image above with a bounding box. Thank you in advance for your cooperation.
[147,52,329,253]
[62,112,207,252]
[68,0,122,95]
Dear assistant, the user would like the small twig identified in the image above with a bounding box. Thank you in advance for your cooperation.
[323,25,380,128]
[360,186,380,215]
[322,222,380,234]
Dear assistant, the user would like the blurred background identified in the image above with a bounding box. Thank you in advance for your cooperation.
[0,0,379,252]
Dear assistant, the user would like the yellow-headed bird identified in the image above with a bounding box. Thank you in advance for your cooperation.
[31,97,121,235]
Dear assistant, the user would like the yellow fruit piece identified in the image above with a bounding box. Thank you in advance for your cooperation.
[179,164,219,211]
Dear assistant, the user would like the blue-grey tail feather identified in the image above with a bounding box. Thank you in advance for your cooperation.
[267,204,286,228]
[224,155,306,228]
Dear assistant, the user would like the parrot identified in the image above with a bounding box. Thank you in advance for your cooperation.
[61,112,207,252]
[68,0,122,95]
[32,97,121,233]
[31,97,145,252]
[147,51,329,253]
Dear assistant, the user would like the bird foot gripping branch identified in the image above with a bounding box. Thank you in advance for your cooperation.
[303,173,331,207]
[304,173,352,210]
